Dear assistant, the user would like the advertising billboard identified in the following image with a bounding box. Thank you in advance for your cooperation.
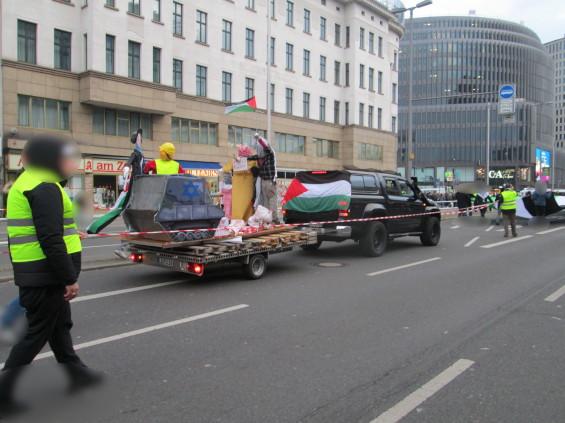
[535,148,551,182]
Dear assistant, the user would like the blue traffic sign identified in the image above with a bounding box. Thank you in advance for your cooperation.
[499,85,515,99]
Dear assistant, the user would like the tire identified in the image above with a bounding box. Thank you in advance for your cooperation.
[301,241,323,251]
[243,254,267,280]
[359,221,388,257]
[420,216,441,246]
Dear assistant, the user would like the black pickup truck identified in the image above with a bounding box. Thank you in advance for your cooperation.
[283,170,442,257]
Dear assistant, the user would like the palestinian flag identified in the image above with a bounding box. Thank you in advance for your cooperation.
[282,171,351,213]
[225,97,257,115]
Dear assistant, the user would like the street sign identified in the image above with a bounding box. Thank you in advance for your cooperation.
[502,113,516,124]
[445,171,453,182]
[409,154,415,160]
[498,84,516,114]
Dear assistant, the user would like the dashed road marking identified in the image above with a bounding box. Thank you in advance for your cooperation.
[370,359,475,423]
[464,237,480,247]
[450,226,460,229]
[536,227,565,235]
[544,284,565,302]
[485,226,495,231]
[480,235,534,249]
[73,280,188,303]
[367,258,441,276]
[496,225,523,232]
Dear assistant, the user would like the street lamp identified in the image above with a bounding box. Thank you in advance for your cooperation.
[391,0,433,181]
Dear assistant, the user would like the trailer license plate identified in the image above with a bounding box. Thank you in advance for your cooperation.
[157,258,173,267]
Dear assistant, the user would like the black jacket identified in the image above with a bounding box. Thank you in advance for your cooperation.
[126,149,144,178]
[455,192,472,208]
[11,183,81,288]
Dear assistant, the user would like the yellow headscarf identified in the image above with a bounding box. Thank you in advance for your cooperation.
[159,142,176,161]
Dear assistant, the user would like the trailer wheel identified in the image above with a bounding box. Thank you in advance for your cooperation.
[243,255,267,280]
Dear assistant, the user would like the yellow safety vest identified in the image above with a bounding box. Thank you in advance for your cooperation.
[155,159,181,174]
[500,190,517,210]
[7,171,81,262]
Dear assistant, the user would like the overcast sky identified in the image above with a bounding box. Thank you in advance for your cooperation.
[408,0,565,44]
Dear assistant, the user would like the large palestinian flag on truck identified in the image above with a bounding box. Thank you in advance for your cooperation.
[282,171,351,213]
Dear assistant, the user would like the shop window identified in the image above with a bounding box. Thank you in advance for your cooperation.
[18,95,70,131]
[312,138,339,158]
[93,107,151,138]
[274,132,305,155]
[358,143,383,161]
[171,118,217,146]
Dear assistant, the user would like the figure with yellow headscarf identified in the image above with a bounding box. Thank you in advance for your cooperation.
[144,142,185,174]
[222,146,258,222]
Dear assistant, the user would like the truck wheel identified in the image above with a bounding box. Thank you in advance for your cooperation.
[420,217,441,246]
[301,241,322,251]
[359,221,388,257]
[243,254,267,280]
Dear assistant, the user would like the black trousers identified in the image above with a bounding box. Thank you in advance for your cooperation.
[2,285,84,371]
[536,205,546,217]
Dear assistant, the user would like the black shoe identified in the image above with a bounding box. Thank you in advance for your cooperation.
[64,365,106,395]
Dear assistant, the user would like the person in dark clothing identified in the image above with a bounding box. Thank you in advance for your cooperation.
[475,193,488,217]
[531,189,552,216]
[455,191,472,216]
[249,134,280,224]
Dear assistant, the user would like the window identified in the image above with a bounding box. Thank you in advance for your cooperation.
[270,0,275,18]
[360,27,365,49]
[245,78,254,99]
[359,64,364,87]
[335,24,341,46]
[128,0,140,15]
[369,68,374,90]
[369,32,374,53]
[54,29,71,71]
[313,139,339,158]
[359,144,383,161]
[304,9,310,33]
[392,83,397,102]
[106,35,115,74]
[153,0,161,21]
[152,47,160,83]
[286,43,293,70]
[222,21,232,51]
[246,0,255,9]
[345,102,349,124]
[334,101,340,124]
[18,95,70,131]
[359,103,364,126]
[173,3,182,36]
[229,126,266,148]
[270,84,275,110]
[172,118,217,145]
[196,65,207,97]
[368,106,374,127]
[392,116,397,132]
[397,180,414,197]
[378,71,383,93]
[222,72,232,102]
[303,49,310,75]
[196,11,207,43]
[286,1,294,26]
[17,20,36,64]
[378,36,383,56]
[377,108,382,129]
[345,26,350,47]
[303,93,310,118]
[320,56,326,80]
[393,51,398,70]
[173,59,182,92]
[106,0,114,6]
[270,37,275,64]
[320,17,326,39]
[334,61,340,85]
[286,88,293,114]
[274,132,305,155]
[319,97,326,121]
[246,29,255,58]
[93,107,151,138]
[345,63,350,86]
[128,41,140,79]
[351,175,364,190]
[384,178,400,196]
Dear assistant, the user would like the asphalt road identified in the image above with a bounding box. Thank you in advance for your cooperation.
[1,215,565,422]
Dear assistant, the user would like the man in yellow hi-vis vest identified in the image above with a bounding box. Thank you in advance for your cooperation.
[500,183,518,238]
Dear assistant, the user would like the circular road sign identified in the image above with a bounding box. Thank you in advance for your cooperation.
[499,85,515,99]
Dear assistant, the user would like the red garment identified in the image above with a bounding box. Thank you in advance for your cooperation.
[143,160,185,174]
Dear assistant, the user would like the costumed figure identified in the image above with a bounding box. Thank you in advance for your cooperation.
[249,134,280,224]
[144,142,185,174]
[222,146,258,222]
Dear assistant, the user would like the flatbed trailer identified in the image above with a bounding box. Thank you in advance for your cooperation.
[123,228,318,279]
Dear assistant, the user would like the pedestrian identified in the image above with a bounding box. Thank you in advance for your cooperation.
[531,186,552,216]
[500,183,518,237]
[249,133,280,224]
[495,188,505,225]
[455,191,472,217]
[475,192,488,217]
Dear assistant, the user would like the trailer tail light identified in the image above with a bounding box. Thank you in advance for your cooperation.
[130,254,143,263]
[193,264,203,274]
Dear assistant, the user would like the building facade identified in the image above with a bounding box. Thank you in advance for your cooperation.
[0,0,403,207]
[397,16,557,190]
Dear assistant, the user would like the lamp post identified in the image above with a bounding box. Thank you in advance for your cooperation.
[391,0,433,181]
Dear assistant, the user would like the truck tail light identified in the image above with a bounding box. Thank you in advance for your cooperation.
[282,209,287,215]
[130,254,143,263]
[339,210,350,218]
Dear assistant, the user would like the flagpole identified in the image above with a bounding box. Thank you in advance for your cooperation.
[267,3,272,143]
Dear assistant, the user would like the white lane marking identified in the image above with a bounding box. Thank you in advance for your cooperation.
[82,244,121,249]
[464,237,480,247]
[370,359,475,423]
[0,304,249,367]
[485,226,494,232]
[544,284,565,302]
[367,258,441,276]
[73,280,188,303]
[536,227,565,235]
[450,226,460,229]
[496,225,523,232]
[480,235,534,249]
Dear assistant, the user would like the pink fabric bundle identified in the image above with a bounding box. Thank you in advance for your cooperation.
[238,146,253,157]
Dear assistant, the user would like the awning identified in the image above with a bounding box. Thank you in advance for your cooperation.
[177,161,222,170]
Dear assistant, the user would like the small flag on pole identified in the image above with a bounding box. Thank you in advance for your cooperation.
[224,97,257,115]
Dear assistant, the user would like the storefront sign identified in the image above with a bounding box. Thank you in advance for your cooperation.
[91,159,128,174]
[488,170,514,179]
[187,169,218,177]
[8,154,85,171]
